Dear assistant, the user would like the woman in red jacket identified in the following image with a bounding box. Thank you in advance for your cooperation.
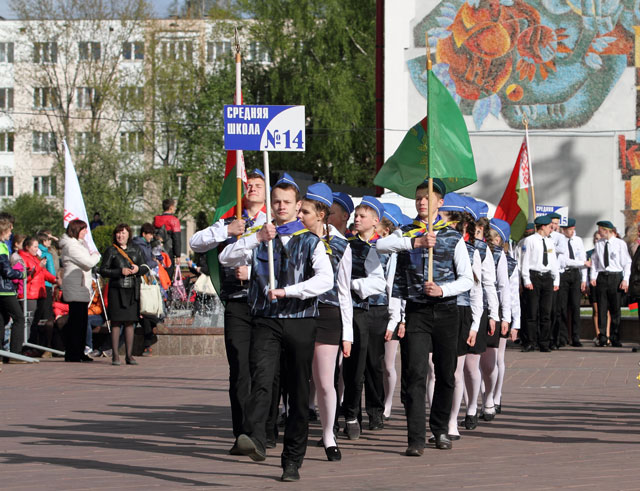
[19,236,57,346]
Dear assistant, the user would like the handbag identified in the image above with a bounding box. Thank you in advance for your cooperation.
[170,266,188,302]
[193,273,216,295]
[139,275,164,317]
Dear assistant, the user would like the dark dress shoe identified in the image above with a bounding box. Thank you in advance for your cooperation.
[229,441,243,455]
[125,357,138,365]
[549,344,558,350]
[236,434,266,462]
[611,341,623,347]
[464,414,478,430]
[405,446,424,456]
[449,434,461,441]
[495,404,502,414]
[80,354,94,362]
[557,341,567,348]
[521,344,535,352]
[345,421,360,440]
[483,409,495,422]
[368,417,384,431]
[316,438,324,447]
[435,434,452,450]
[539,346,551,352]
[325,446,341,461]
[281,462,300,482]
[308,408,318,422]
[598,335,608,347]
[427,435,436,444]
[571,341,583,347]
[265,438,276,449]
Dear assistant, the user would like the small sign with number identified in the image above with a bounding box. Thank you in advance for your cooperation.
[224,105,305,152]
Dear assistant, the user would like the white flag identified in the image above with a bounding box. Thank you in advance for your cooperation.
[63,140,98,253]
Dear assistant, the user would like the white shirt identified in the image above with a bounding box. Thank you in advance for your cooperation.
[189,210,268,253]
[218,224,334,300]
[495,250,512,323]
[590,236,632,282]
[509,261,521,330]
[481,244,500,322]
[551,230,568,257]
[560,234,588,282]
[324,226,354,343]
[469,248,483,333]
[520,232,560,287]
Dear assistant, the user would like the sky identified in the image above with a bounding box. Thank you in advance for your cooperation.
[0,0,177,19]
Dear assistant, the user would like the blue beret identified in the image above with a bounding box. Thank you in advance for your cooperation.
[440,192,467,213]
[534,215,552,225]
[490,218,511,243]
[597,220,614,230]
[274,172,299,191]
[476,201,489,219]
[382,203,403,227]
[419,177,446,196]
[332,192,354,215]
[248,168,265,180]
[462,197,479,221]
[305,183,333,207]
[359,196,385,219]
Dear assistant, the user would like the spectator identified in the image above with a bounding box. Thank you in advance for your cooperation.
[37,231,56,324]
[153,198,182,276]
[0,211,15,251]
[0,217,26,361]
[19,236,57,353]
[90,212,104,230]
[99,223,147,366]
[59,220,101,362]
[132,223,158,270]
[87,278,107,357]
[10,234,26,267]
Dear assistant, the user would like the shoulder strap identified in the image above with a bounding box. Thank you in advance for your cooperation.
[113,244,134,267]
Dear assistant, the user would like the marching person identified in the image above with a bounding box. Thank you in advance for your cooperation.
[219,173,333,482]
[520,215,560,352]
[378,178,473,453]
[342,196,387,439]
[547,213,568,350]
[328,192,354,237]
[557,218,589,347]
[590,220,631,347]
[189,169,267,453]
[298,183,353,461]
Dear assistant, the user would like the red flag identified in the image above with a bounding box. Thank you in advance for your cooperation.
[494,137,530,241]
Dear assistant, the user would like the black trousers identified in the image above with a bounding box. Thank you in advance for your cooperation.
[65,302,88,361]
[557,269,582,344]
[342,307,376,422]
[596,273,623,343]
[223,300,253,438]
[0,295,25,353]
[400,302,458,447]
[524,272,554,349]
[518,281,530,346]
[364,305,389,421]
[244,317,316,468]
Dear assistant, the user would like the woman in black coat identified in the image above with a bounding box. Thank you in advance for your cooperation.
[99,223,147,366]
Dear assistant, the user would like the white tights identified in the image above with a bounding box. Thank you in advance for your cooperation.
[480,347,498,413]
[312,343,340,448]
[448,354,466,436]
[426,353,435,408]
[493,337,508,406]
[383,340,399,418]
[463,353,481,416]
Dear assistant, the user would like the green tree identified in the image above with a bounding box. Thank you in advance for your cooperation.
[1,194,65,237]
[237,0,377,187]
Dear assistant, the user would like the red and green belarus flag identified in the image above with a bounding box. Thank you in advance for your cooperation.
[494,137,530,241]
[374,70,476,198]
[207,150,246,296]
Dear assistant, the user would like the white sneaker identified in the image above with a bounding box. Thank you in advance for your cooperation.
[84,346,92,356]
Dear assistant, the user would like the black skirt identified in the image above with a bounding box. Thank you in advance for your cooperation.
[107,286,139,323]
[456,305,472,356]
[316,303,342,345]
[467,309,488,354]
[486,316,501,348]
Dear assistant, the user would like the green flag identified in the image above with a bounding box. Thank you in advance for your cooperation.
[374,71,476,198]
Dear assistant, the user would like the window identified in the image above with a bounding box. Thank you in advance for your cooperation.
[0,42,14,63]
[76,132,99,154]
[122,41,144,60]
[120,131,144,153]
[160,40,194,62]
[120,86,144,108]
[79,41,101,61]
[32,131,57,153]
[33,176,56,197]
[0,132,14,152]
[76,87,98,109]
[206,40,231,62]
[173,174,187,196]
[34,87,60,109]
[0,88,13,110]
[247,42,270,63]
[33,42,57,63]
[0,176,13,197]
[123,175,143,196]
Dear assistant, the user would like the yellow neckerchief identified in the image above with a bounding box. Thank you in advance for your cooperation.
[319,226,333,256]
[403,217,451,238]
[348,230,380,246]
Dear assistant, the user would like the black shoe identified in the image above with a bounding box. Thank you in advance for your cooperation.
[557,341,567,348]
[368,417,384,431]
[345,420,360,440]
[277,413,287,427]
[125,357,138,365]
[571,341,583,347]
[265,438,276,449]
[405,446,424,456]
[229,441,243,455]
[549,344,558,350]
[308,408,318,422]
[540,346,551,352]
[65,358,82,362]
[522,344,535,352]
[483,408,496,421]
[383,415,391,421]
[281,462,300,482]
[427,435,436,444]
[325,446,341,461]
[598,335,608,347]
[464,414,478,430]
[495,404,502,414]
[611,340,623,347]
[435,434,452,450]
[80,354,94,362]
[449,434,461,441]
[236,434,266,462]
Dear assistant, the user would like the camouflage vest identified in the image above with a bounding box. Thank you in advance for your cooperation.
[348,234,377,310]
[393,224,461,305]
[248,229,320,318]
[318,234,349,307]
[368,247,390,307]
[506,254,517,278]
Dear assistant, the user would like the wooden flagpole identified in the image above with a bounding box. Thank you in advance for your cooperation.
[523,114,537,218]
[426,33,434,282]
[235,27,243,223]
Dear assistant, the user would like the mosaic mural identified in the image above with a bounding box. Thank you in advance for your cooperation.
[409,0,637,130]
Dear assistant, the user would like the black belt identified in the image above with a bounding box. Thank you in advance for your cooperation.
[530,270,553,278]
[597,271,622,276]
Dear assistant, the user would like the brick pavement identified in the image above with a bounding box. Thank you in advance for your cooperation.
[2,346,640,490]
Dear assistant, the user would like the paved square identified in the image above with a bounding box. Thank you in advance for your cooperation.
[2,346,639,489]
